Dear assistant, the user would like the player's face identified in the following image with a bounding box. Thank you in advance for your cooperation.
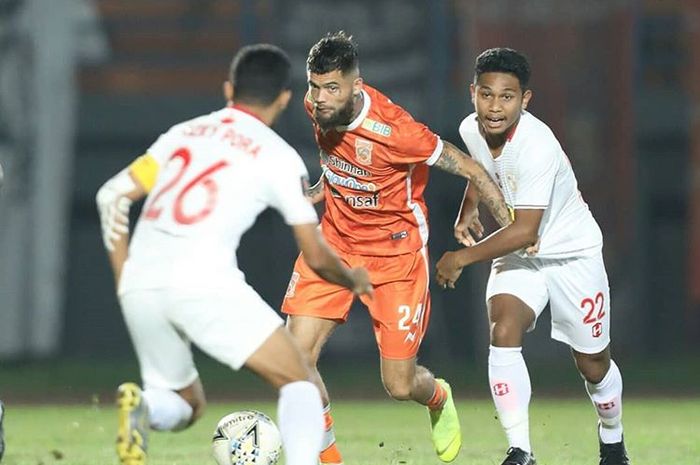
[471,72,532,137]
[307,70,361,130]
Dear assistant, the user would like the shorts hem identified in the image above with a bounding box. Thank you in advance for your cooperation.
[234,320,284,370]
[551,332,610,354]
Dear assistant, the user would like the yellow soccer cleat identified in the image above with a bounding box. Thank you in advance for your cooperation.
[116,382,149,465]
[428,379,462,462]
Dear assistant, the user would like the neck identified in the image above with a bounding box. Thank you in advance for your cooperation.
[231,102,277,126]
[351,91,364,121]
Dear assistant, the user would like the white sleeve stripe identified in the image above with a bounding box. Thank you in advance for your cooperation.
[424,137,444,166]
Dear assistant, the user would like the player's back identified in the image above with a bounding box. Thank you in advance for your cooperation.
[120,106,314,293]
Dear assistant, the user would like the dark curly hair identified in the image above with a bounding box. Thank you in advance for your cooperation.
[229,44,291,105]
[474,48,531,89]
[307,31,359,75]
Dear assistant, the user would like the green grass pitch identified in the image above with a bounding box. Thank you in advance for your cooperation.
[1,398,698,465]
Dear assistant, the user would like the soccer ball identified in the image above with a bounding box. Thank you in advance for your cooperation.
[211,410,282,465]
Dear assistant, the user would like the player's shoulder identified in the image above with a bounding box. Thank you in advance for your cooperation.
[514,112,559,147]
[358,84,428,141]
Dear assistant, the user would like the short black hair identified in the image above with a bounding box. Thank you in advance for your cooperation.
[229,44,291,106]
[307,31,359,75]
[474,48,531,89]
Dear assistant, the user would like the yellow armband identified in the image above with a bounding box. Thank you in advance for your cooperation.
[128,154,159,193]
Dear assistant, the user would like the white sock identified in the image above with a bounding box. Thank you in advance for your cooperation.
[489,345,532,453]
[585,359,624,443]
[278,381,324,465]
[142,388,193,431]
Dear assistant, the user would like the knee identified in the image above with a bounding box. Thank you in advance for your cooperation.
[490,321,523,346]
[382,378,412,401]
[576,352,610,384]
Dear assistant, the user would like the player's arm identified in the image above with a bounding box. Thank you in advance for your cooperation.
[433,141,512,228]
[96,154,158,288]
[291,223,373,298]
[436,208,543,288]
[305,176,325,204]
[453,181,488,246]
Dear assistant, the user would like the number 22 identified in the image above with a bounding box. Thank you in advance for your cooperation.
[581,291,605,324]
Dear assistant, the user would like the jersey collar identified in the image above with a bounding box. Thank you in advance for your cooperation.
[228,103,265,124]
[336,89,371,132]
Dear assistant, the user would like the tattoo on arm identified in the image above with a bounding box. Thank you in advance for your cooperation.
[434,141,512,227]
[306,178,324,198]
[433,142,463,176]
[470,171,512,227]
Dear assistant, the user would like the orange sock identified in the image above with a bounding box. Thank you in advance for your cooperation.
[320,442,343,464]
[426,379,447,411]
[319,406,343,464]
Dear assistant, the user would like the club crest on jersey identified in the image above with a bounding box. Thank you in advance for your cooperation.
[361,118,392,137]
[355,138,373,165]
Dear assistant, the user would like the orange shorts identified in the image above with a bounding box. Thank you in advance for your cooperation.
[281,247,431,360]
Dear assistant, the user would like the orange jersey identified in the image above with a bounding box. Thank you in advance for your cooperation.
[305,85,443,256]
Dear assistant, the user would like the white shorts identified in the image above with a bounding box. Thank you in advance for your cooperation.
[486,250,611,354]
[119,284,283,391]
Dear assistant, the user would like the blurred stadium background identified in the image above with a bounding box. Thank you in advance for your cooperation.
[0,0,699,401]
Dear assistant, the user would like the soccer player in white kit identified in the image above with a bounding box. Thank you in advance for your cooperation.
[96,44,373,465]
[435,48,630,465]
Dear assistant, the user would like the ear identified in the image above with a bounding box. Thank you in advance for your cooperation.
[469,83,476,105]
[223,81,234,103]
[352,76,364,96]
[521,89,532,110]
[278,89,292,111]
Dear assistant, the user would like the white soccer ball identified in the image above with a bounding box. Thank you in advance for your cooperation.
[211,410,282,465]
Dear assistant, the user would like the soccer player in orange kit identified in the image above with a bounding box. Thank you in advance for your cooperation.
[282,32,512,464]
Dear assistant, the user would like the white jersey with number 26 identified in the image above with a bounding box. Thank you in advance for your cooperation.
[119,106,318,294]
[459,111,602,259]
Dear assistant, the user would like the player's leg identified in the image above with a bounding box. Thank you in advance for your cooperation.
[286,315,344,463]
[180,284,324,465]
[369,248,461,462]
[245,326,324,465]
[282,253,354,465]
[117,289,201,465]
[486,256,548,465]
[545,253,629,465]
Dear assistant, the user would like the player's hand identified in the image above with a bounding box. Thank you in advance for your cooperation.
[525,237,541,256]
[454,208,483,247]
[350,267,374,299]
[435,251,464,289]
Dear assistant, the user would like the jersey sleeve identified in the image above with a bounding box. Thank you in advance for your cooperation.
[514,140,559,210]
[384,110,443,165]
[263,149,319,225]
[128,127,180,193]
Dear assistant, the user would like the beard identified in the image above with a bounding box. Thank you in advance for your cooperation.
[314,96,356,131]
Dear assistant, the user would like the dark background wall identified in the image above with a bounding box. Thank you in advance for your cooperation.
[1,0,698,384]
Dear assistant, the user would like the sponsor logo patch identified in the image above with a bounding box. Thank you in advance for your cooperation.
[361,118,392,137]
[323,168,376,192]
[493,383,510,396]
[345,193,379,209]
[320,150,370,177]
